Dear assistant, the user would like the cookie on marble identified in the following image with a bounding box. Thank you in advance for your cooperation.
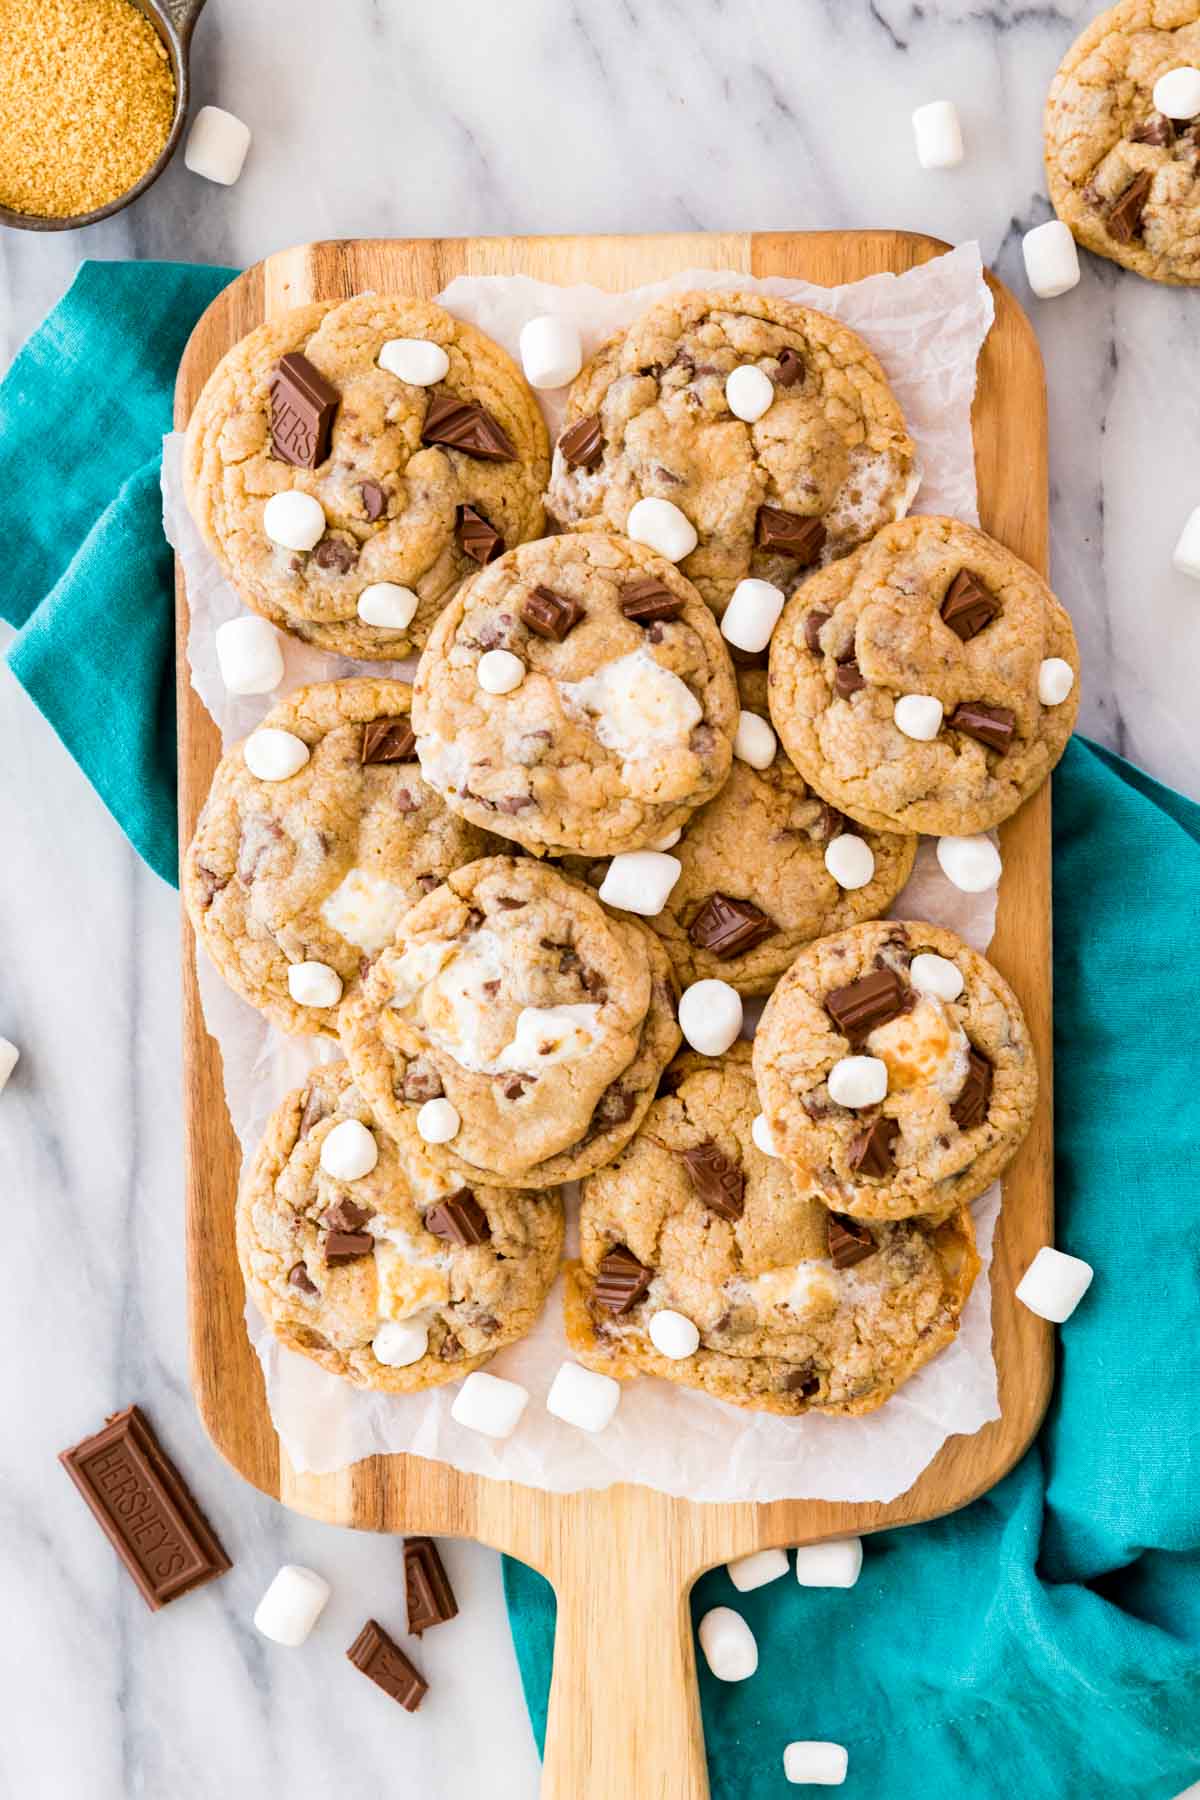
[183,679,495,1037]
[752,920,1037,1221]
[183,295,549,659]
[544,290,918,617]
[1045,0,1200,285]
[339,856,681,1188]
[411,532,739,857]
[238,1062,563,1391]
[767,515,1080,837]
[564,1045,979,1416]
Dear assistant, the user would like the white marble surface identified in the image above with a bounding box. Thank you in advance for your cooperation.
[3,1,1200,1796]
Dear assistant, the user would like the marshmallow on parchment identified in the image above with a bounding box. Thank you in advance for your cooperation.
[936,834,1001,893]
[254,1565,331,1647]
[519,315,583,390]
[452,1370,530,1440]
[1016,1246,1094,1323]
[185,106,252,186]
[215,616,284,696]
[698,1607,758,1681]
[546,1361,621,1433]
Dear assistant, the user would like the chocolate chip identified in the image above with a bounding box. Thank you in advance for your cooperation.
[1107,169,1153,243]
[774,347,804,387]
[947,701,1015,753]
[404,1537,459,1636]
[558,413,605,469]
[362,717,417,764]
[833,662,865,699]
[269,353,339,468]
[681,1140,745,1221]
[940,569,1000,641]
[827,1212,877,1269]
[500,1075,529,1100]
[424,1188,491,1247]
[594,1244,653,1314]
[400,1058,443,1103]
[313,534,359,574]
[360,480,386,520]
[288,1261,318,1295]
[824,967,907,1041]
[620,578,685,624]
[236,816,285,885]
[785,1364,820,1396]
[422,392,516,460]
[521,584,585,641]
[496,895,524,910]
[414,873,441,894]
[803,607,831,653]
[456,504,505,564]
[194,863,229,907]
[755,505,826,563]
[847,1115,899,1179]
[951,1047,993,1131]
[593,1085,635,1128]
[1132,113,1174,147]
[438,1333,463,1360]
[324,1231,374,1266]
[815,802,847,844]
[688,893,776,958]
[322,1199,372,1234]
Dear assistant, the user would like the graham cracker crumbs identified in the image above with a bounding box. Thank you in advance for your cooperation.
[0,0,175,219]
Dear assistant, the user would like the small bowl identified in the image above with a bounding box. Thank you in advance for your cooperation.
[0,0,208,233]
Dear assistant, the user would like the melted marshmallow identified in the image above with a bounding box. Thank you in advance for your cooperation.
[558,647,701,761]
[320,867,412,954]
[867,995,970,1101]
[374,1237,450,1322]
[496,1004,602,1072]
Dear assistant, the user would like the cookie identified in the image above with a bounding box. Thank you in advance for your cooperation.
[238,1063,563,1391]
[752,920,1037,1221]
[183,679,494,1037]
[338,856,681,1188]
[411,532,739,858]
[183,295,549,659]
[544,290,918,617]
[767,516,1080,837]
[1045,0,1200,285]
[564,1045,980,1416]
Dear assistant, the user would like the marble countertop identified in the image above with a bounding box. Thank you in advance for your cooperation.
[3,1,1199,1795]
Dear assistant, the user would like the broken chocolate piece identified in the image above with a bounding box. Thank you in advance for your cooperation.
[422,392,516,460]
[362,717,417,764]
[948,701,1016,754]
[940,569,1000,642]
[834,661,866,699]
[774,347,804,387]
[521,584,585,641]
[297,1086,329,1138]
[404,1537,459,1635]
[688,893,776,958]
[324,1230,375,1266]
[288,1261,318,1295]
[803,607,831,653]
[347,1619,427,1711]
[755,505,826,564]
[1132,113,1174,147]
[424,1189,491,1247]
[1107,169,1153,244]
[785,1364,821,1397]
[322,1198,372,1234]
[827,1212,877,1269]
[824,967,907,1041]
[456,504,505,565]
[951,1047,993,1131]
[847,1115,899,1179]
[682,1139,745,1221]
[558,413,605,469]
[620,578,684,624]
[594,1244,652,1314]
[269,352,339,468]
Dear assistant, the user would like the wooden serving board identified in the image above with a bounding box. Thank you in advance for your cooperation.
[176,232,1053,1800]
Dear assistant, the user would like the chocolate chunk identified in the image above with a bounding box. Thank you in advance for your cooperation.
[948,701,1016,754]
[456,504,505,565]
[521,584,585,640]
[1132,113,1174,147]
[847,1115,899,1179]
[288,1261,318,1295]
[323,1198,372,1234]
[803,607,831,653]
[833,661,865,699]
[815,802,847,844]
[422,392,516,460]
[558,413,605,469]
[194,862,228,906]
[785,1364,820,1397]
[424,1189,491,1247]
[59,1406,231,1611]
[269,352,339,468]
[362,717,417,764]
[361,480,386,520]
[755,505,826,564]
[940,569,1000,641]
[1107,169,1153,243]
[346,1619,427,1712]
[500,1074,529,1099]
[401,1058,443,1102]
[825,967,907,1041]
[593,1084,634,1127]
[298,1086,330,1138]
[404,1537,459,1635]
[312,534,358,573]
[620,578,684,624]
[236,815,285,885]
[951,1047,993,1131]
[688,893,776,958]
[682,1140,745,1221]
[324,1231,374,1266]
[594,1244,653,1314]
[827,1212,877,1269]
[775,347,804,387]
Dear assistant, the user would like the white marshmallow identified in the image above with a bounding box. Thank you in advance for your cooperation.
[215,615,284,696]
[725,364,775,423]
[678,980,744,1056]
[936,833,1002,893]
[287,961,343,1009]
[263,490,326,553]
[243,727,310,783]
[0,1038,18,1094]
[1016,1246,1094,1323]
[1022,220,1081,300]
[319,1118,378,1181]
[697,1607,758,1682]
[372,1319,429,1367]
[477,649,525,695]
[519,315,583,390]
[824,833,875,891]
[893,693,944,742]
[751,1112,780,1158]
[253,1565,331,1647]
[1038,657,1076,705]
[417,1097,460,1144]
[909,952,964,1003]
[912,100,964,169]
[627,496,698,562]
[722,578,786,654]
[546,1361,621,1433]
[727,1548,789,1593]
[1153,65,1200,119]
[1173,505,1200,581]
[794,1537,863,1588]
[184,105,252,186]
[649,1310,700,1360]
[783,1741,849,1786]
[733,710,777,770]
[358,582,419,630]
[598,850,681,916]
[827,1055,888,1109]
[377,337,450,386]
[451,1370,530,1439]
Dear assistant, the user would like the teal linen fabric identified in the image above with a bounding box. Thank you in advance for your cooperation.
[503,736,1200,1797]
[0,260,236,886]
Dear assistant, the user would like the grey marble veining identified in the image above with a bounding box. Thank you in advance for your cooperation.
[2,2,1198,1796]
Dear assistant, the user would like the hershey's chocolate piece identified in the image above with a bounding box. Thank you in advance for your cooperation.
[620,577,685,624]
[362,716,417,764]
[951,1047,993,1131]
[424,1189,491,1247]
[558,413,605,469]
[827,1212,877,1269]
[775,347,804,387]
[682,1139,746,1221]
[422,391,516,460]
[269,352,339,468]
[688,893,776,958]
[521,584,585,641]
[755,505,827,564]
[848,1115,899,1179]
[948,701,1016,754]
[323,1198,372,1234]
[824,966,907,1041]
[834,661,866,699]
[785,1365,821,1397]
[1132,113,1174,147]
[404,1537,459,1635]
[288,1261,318,1295]
[804,607,831,653]
[324,1230,375,1266]
[1108,169,1153,243]
[940,569,1000,641]
[594,1244,653,1314]
[59,1406,231,1611]
[457,504,505,565]
[346,1619,428,1711]
[361,480,386,520]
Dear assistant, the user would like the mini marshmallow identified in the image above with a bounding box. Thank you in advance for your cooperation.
[893,693,944,741]
[679,980,744,1056]
[598,850,681,916]
[519,315,583,390]
[698,1607,758,1682]
[319,1117,378,1181]
[372,1319,429,1367]
[733,710,777,770]
[215,615,284,696]
[546,1361,621,1433]
[1173,505,1200,581]
[912,100,964,169]
[727,1548,789,1593]
[263,490,326,553]
[649,1310,701,1360]
[1153,65,1200,119]
[253,1565,331,1647]
[725,364,775,423]
[751,1112,780,1158]
[287,961,344,1009]
[783,1741,849,1786]
[722,578,786,654]
[184,105,252,186]
[824,834,875,891]
[358,582,419,629]
[794,1537,863,1589]
[477,649,525,695]
[1038,657,1076,705]
[627,496,698,562]
[0,1038,18,1094]
[936,833,1002,893]
[417,1097,461,1144]
[244,727,310,783]
[452,1369,530,1439]
[909,952,964,1003]
[1022,220,1081,300]
[378,337,450,386]
[652,828,682,851]
[827,1055,888,1109]
[1016,1246,1094,1323]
